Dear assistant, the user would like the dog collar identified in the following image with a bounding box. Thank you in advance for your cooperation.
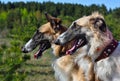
[95,39,118,62]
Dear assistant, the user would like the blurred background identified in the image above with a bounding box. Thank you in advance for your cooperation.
[0,0,120,81]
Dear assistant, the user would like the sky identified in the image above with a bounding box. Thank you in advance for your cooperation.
[0,0,120,10]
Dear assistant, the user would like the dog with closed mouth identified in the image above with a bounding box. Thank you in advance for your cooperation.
[55,12,120,81]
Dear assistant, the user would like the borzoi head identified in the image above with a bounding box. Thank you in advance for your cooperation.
[21,26,50,53]
[55,12,112,50]
[22,13,65,58]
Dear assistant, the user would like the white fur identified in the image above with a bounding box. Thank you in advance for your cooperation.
[51,44,56,55]
[94,43,120,81]
[52,58,72,81]
[86,27,120,81]
[24,39,33,52]
[51,42,73,81]
[52,45,93,81]
[75,45,94,81]
[52,12,120,81]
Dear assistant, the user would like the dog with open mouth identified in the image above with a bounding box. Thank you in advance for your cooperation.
[22,12,99,81]
[55,12,120,81]
[22,13,68,58]
[22,13,90,81]
[54,25,97,81]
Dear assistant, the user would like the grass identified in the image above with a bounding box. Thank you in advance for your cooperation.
[20,49,56,81]
[0,34,56,81]
[0,26,57,81]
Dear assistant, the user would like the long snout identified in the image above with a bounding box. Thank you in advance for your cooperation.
[54,39,61,45]
[21,39,34,53]
[54,32,68,45]
[22,46,29,53]
[54,37,66,46]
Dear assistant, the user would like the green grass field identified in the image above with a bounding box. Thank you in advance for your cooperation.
[0,45,56,81]
[0,30,56,81]
[21,51,56,81]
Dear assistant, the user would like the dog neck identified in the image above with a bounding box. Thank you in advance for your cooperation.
[95,39,118,62]
[88,28,114,60]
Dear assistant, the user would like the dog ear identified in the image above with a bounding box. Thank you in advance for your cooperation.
[49,18,62,28]
[90,18,107,32]
[44,12,62,32]
[51,18,62,30]
[44,12,51,22]
[44,12,61,26]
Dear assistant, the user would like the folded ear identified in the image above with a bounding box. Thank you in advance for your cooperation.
[90,17,107,32]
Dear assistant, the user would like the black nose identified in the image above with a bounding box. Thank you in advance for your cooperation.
[54,39,60,45]
[22,47,28,53]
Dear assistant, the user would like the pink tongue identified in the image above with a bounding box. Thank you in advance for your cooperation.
[66,39,84,55]
[34,49,42,59]
[66,45,76,55]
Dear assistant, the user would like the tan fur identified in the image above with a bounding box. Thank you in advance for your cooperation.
[76,12,112,57]
[39,14,97,81]
[55,55,86,81]
[55,50,96,81]
[75,49,95,81]
[84,55,95,81]
[54,46,93,81]
[39,22,69,57]
[74,12,120,81]
[55,12,108,81]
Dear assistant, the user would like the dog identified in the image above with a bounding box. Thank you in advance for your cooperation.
[22,13,86,81]
[22,13,70,58]
[55,12,120,81]
[54,34,96,81]
[22,13,96,81]
[41,13,94,81]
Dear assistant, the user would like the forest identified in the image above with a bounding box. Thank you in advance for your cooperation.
[0,1,120,81]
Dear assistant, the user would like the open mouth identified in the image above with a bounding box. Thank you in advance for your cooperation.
[66,36,87,55]
[34,40,51,59]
